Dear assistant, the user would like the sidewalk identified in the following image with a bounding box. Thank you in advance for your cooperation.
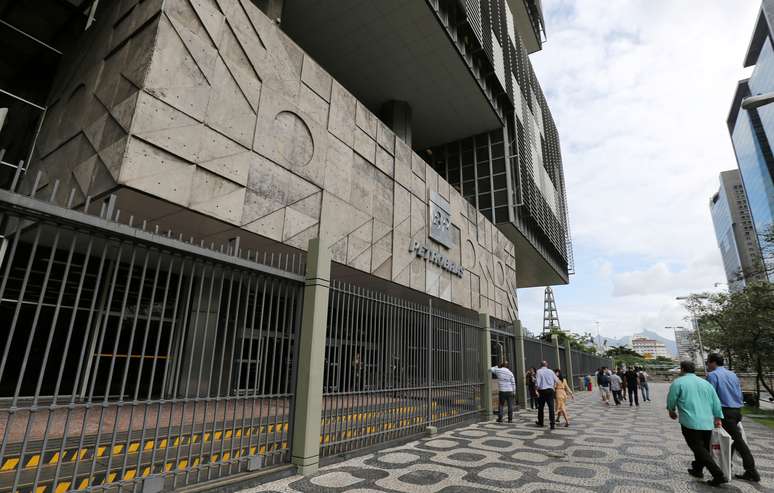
[241,383,774,492]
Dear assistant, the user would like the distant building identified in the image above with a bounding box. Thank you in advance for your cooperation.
[674,327,703,366]
[631,336,672,360]
[710,170,766,290]
[727,0,774,280]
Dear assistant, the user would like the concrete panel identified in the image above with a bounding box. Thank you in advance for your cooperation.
[327,81,356,147]
[121,137,195,206]
[301,54,332,102]
[253,85,327,187]
[376,120,395,156]
[189,166,246,224]
[353,127,376,164]
[145,16,211,121]
[355,101,377,138]
[374,146,394,178]
[298,84,329,127]
[205,57,256,147]
[323,134,354,201]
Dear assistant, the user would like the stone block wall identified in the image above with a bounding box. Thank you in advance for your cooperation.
[26,0,519,321]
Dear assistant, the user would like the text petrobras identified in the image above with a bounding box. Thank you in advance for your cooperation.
[408,241,464,277]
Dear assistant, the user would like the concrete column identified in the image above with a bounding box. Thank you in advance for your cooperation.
[551,334,561,372]
[290,238,331,475]
[513,320,527,409]
[380,100,412,147]
[478,312,492,419]
[564,338,575,391]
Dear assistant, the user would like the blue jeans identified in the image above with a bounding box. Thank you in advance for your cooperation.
[498,391,514,422]
[641,382,650,401]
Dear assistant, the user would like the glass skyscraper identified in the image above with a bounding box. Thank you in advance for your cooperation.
[709,170,765,290]
[728,0,774,280]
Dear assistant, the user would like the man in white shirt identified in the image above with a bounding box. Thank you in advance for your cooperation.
[535,361,559,429]
[490,361,516,423]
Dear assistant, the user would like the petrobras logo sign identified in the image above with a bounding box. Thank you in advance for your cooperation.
[429,191,453,249]
[408,241,464,278]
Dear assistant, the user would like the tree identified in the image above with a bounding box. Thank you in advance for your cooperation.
[738,223,774,282]
[539,327,596,353]
[683,283,774,403]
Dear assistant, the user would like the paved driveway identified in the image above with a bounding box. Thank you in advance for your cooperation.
[243,383,774,492]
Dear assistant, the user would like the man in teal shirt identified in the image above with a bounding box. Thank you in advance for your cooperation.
[666,361,727,487]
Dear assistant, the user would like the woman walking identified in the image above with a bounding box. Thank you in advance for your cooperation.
[554,369,574,427]
[527,368,538,409]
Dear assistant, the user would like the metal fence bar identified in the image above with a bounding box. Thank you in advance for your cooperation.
[0,185,304,493]
[319,282,484,458]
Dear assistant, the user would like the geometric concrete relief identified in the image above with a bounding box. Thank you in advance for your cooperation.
[273,111,314,167]
[23,0,520,322]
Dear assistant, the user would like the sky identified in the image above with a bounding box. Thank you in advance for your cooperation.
[516,1,761,342]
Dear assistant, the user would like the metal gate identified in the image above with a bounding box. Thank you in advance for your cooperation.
[0,182,304,492]
[319,282,483,457]
[489,319,515,412]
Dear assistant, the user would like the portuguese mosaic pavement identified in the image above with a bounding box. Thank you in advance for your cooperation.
[244,383,774,492]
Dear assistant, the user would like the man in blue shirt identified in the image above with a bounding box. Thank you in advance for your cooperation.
[706,353,760,483]
[667,360,726,487]
[535,361,559,429]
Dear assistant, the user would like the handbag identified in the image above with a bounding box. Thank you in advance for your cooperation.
[710,427,734,479]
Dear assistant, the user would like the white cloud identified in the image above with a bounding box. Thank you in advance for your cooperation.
[612,256,723,297]
[518,1,759,339]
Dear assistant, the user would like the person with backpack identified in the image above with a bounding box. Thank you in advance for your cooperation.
[596,367,611,406]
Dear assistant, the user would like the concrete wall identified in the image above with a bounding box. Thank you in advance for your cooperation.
[26,0,519,322]
[25,0,162,204]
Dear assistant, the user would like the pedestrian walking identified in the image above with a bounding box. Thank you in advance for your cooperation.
[490,361,516,423]
[619,368,628,401]
[706,353,760,483]
[638,367,651,401]
[535,361,559,429]
[554,369,574,427]
[625,367,640,406]
[609,371,623,406]
[584,374,592,391]
[527,368,538,410]
[667,360,727,487]
[596,367,611,405]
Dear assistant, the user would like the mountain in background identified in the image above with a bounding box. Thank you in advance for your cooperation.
[594,331,677,357]
[593,334,629,349]
[635,330,678,356]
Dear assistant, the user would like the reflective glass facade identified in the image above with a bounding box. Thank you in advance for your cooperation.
[729,11,774,280]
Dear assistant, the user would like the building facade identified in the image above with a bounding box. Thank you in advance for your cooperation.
[728,0,774,281]
[674,327,703,366]
[710,170,766,290]
[0,0,581,491]
[630,336,671,360]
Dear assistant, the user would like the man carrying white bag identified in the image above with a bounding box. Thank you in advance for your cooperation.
[667,361,728,487]
[710,427,734,481]
[707,353,761,482]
